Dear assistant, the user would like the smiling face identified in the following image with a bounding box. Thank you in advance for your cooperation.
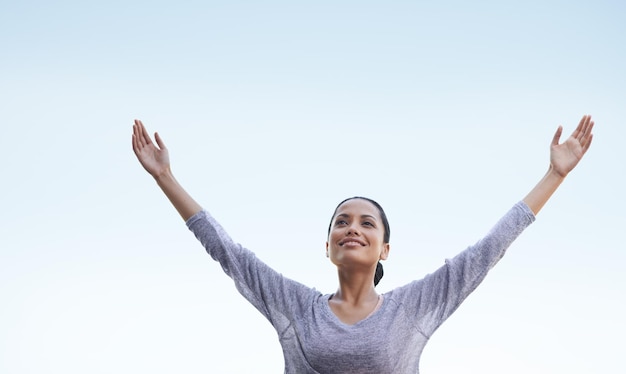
[326,198,390,270]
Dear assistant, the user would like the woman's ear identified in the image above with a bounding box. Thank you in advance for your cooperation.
[325,241,329,257]
[380,243,390,261]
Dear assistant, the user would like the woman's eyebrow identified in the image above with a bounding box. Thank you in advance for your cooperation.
[336,213,377,221]
[361,214,378,221]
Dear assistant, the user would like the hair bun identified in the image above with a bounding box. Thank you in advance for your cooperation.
[374,261,384,286]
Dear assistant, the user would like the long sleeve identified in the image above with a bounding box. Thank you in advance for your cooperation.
[186,210,319,331]
[395,201,536,337]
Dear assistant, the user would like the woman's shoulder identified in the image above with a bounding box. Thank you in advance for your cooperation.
[383,278,428,301]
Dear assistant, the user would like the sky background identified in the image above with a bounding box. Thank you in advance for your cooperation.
[1,0,624,373]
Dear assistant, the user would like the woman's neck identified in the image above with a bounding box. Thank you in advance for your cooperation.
[333,268,379,305]
[329,272,381,325]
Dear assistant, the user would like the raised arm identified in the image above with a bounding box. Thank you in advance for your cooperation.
[132,119,202,221]
[523,114,594,215]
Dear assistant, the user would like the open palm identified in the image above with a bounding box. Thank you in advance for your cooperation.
[132,119,170,178]
[550,115,594,177]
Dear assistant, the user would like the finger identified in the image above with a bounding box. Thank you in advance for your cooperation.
[583,133,594,153]
[552,125,563,146]
[132,133,140,155]
[573,114,591,140]
[581,118,594,141]
[133,119,145,147]
[154,132,167,150]
[581,121,595,149]
[132,122,142,151]
[570,115,585,139]
[136,119,154,146]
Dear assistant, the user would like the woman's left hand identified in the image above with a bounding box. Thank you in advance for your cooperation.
[550,114,594,177]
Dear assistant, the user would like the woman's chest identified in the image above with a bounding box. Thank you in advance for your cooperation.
[293,303,425,373]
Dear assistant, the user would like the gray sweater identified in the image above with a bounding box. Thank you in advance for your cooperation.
[186,201,535,373]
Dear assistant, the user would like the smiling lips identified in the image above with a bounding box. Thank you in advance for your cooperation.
[339,238,366,247]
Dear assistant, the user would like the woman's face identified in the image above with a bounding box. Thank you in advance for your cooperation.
[326,199,390,269]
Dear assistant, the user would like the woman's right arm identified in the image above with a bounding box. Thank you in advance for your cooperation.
[132,119,317,324]
[132,119,202,221]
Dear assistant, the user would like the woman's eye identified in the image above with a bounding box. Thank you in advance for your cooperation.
[336,220,347,226]
[363,221,374,227]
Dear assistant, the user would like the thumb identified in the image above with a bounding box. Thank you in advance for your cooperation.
[551,125,563,146]
[154,132,167,150]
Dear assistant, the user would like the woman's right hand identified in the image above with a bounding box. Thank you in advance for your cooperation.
[132,119,170,178]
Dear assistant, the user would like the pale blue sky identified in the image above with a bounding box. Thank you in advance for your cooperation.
[1,1,624,373]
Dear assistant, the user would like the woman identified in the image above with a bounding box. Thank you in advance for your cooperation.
[132,115,594,373]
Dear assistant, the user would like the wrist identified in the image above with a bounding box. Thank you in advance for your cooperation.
[153,166,175,184]
[548,164,568,180]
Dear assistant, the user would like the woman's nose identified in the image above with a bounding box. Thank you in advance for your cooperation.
[346,224,360,235]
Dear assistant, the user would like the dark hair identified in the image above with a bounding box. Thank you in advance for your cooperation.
[327,196,391,286]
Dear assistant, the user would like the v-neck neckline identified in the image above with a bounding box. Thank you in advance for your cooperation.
[323,294,385,327]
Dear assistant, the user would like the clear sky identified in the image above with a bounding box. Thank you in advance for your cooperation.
[1,1,624,373]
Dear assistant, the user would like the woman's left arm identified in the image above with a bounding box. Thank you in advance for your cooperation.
[523,114,595,215]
